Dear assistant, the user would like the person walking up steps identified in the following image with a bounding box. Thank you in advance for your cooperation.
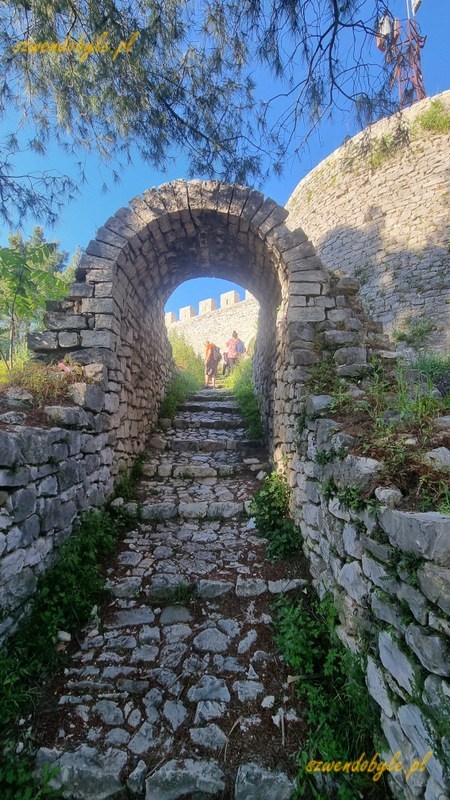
[226,331,239,372]
[204,339,221,387]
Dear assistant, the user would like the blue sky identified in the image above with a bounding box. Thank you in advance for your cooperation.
[1,0,449,315]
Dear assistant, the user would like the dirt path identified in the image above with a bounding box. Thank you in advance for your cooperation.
[35,389,308,799]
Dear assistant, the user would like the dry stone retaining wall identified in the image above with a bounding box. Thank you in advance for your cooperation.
[287,411,450,800]
[0,416,113,644]
[165,291,259,356]
[268,279,450,798]
[285,91,450,352]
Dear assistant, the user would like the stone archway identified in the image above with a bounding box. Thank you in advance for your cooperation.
[29,180,336,473]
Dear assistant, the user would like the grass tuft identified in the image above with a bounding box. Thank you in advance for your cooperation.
[0,359,85,406]
[223,358,263,439]
[416,99,450,135]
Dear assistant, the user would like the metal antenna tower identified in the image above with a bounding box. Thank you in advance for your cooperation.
[376,1,426,109]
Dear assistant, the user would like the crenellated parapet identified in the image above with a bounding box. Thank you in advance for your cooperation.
[165,290,259,355]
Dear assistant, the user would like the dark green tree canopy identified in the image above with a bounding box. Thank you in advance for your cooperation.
[1,0,394,225]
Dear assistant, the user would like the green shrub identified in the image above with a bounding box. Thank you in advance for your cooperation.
[416,99,450,135]
[169,331,204,384]
[0,509,129,798]
[224,358,263,439]
[251,471,300,560]
[159,370,201,419]
[392,315,435,348]
[273,589,385,799]
[159,332,204,418]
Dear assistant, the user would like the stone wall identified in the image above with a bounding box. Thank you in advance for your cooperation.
[289,412,450,800]
[285,91,450,352]
[165,290,259,356]
[267,279,450,799]
[0,395,114,643]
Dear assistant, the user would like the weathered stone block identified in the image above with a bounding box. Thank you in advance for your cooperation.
[80,330,116,349]
[338,561,368,603]
[336,276,360,294]
[366,655,394,717]
[362,554,400,594]
[0,549,25,582]
[398,704,448,789]
[333,346,367,365]
[417,563,450,615]
[67,282,94,298]
[305,395,333,416]
[27,331,59,350]
[36,745,128,799]
[0,467,30,488]
[371,593,404,630]
[6,487,36,522]
[324,330,360,346]
[405,624,450,677]
[44,313,87,330]
[396,583,428,625]
[378,631,417,694]
[44,407,93,429]
[332,455,381,490]
[423,447,450,472]
[58,331,79,348]
[81,298,117,315]
[69,383,105,413]
[379,509,450,565]
[0,431,21,467]
[292,349,319,366]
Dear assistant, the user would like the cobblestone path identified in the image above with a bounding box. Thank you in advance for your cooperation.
[36,390,307,799]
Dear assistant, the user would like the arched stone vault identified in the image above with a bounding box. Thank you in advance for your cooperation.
[30,179,343,472]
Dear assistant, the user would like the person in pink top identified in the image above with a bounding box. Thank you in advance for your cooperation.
[226,331,239,371]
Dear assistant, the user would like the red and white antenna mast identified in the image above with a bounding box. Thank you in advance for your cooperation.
[376,0,427,109]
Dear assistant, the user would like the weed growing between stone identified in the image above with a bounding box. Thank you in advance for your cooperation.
[0,508,130,799]
[224,358,263,439]
[392,315,435,348]
[251,471,300,560]
[113,453,146,500]
[321,479,380,515]
[273,589,387,800]
[306,351,450,513]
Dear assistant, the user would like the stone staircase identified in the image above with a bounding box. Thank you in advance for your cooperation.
[35,389,305,800]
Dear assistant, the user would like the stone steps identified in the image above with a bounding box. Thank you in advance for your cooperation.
[179,402,240,414]
[173,417,244,430]
[166,437,263,453]
[141,461,268,480]
[34,390,302,799]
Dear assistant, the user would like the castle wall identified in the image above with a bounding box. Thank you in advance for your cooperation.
[165,290,259,356]
[285,91,450,352]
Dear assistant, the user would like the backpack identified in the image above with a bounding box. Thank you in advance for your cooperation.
[211,344,221,363]
[236,340,246,355]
